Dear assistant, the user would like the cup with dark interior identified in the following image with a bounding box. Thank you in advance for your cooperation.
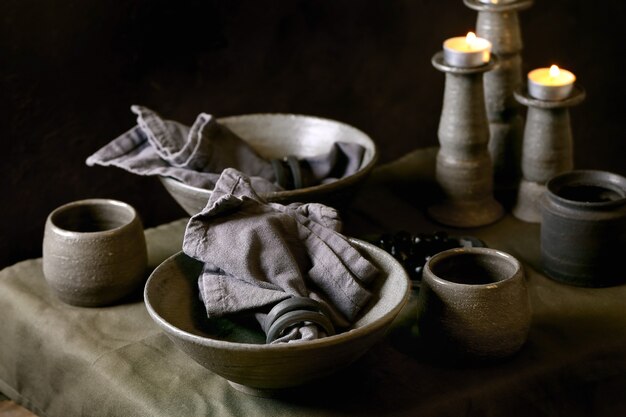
[541,170,626,287]
[43,199,147,307]
[416,247,531,361]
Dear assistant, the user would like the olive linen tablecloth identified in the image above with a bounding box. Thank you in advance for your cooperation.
[2,148,626,417]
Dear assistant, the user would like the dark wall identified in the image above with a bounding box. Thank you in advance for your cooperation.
[1,0,624,268]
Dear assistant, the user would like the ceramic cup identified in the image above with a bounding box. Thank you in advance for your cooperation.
[43,199,147,307]
[416,247,531,360]
[541,170,626,287]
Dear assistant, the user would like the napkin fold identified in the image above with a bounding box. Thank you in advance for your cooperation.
[86,106,367,193]
[183,168,379,343]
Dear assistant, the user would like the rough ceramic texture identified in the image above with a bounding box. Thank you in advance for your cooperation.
[541,170,626,287]
[488,114,524,189]
[464,0,533,14]
[160,113,378,215]
[513,87,586,223]
[466,0,532,190]
[429,52,503,228]
[42,199,147,307]
[482,56,524,188]
[511,179,545,223]
[476,12,524,119]
[144,238,410,396]
[416,247,531,360]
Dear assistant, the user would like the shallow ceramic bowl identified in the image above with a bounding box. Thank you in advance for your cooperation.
[144,239,410,395]
[159,113,378,215]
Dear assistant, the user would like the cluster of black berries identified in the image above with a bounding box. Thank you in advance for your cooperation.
[370,231,485,282]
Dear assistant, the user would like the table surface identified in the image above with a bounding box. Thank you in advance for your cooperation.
[2,148,626,417]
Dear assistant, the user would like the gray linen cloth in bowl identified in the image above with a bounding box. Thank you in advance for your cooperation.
[86,106,366,192]
[183,168,379,343]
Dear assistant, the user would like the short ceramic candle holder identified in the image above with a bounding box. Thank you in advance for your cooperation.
[429,51,504,228]
[541,170,626,287]
[465,0,533,193]
[512,85,586,223]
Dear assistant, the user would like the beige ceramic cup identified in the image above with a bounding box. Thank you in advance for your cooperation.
[43,199,147,307]
[416,247,531,360]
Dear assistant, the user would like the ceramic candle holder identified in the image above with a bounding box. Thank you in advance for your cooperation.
[43,199,147,307]
[429,52,504,228]
[541,170,626,287]
[465,0,533,193]
[512,86,585,223]
[416,247,531,360]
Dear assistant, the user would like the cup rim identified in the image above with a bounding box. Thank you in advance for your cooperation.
[46,198,139,237]
[424,247,522,289]
[546,170,626,209]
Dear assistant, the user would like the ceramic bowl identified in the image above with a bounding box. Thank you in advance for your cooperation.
[159,113,378,215]
[144,239,410,395]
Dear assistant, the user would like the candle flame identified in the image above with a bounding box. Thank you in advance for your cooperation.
[465,32,477,51]
[549,65,560,78]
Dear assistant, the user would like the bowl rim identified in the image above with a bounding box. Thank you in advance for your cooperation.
[159,112,379,198]
[144,238,410,352]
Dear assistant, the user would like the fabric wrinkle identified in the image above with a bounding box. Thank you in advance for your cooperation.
[86,106,367,195]
[183,168,378,342]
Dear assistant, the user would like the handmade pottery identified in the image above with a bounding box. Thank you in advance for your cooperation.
[160,113,378,215]
[144,239,410,396]
[43,199,147,307]
[416,247,531,360]
[465,0,533,191]
[428,52,504,228]
[512,86,586,223]
[541,170,626,287]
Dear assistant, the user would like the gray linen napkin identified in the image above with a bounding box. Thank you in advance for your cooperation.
[86,106,367,192]
[183,168,379,343]
[86,106,279,192]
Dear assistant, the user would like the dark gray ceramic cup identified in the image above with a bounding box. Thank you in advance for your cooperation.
[541,170,626,287]
[43,199,147,307]
[416,247,531,360]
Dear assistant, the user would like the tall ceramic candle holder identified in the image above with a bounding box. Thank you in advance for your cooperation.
[512,85,585,222]
[465,0,533,194]
[429,51,504,228]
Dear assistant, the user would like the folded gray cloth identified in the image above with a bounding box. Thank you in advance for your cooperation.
[183,168,379,343]
[86,106,367,193]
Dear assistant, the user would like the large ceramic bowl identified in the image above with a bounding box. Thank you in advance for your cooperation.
[144,239,410,395]
[159,113,378,215]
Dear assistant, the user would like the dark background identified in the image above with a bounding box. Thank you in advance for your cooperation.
[1,0,624,268]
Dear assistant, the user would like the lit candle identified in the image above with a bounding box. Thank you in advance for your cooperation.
[528,65,576,101]
[443,32,492,68]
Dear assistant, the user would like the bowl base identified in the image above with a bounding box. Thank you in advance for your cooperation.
[228,381,289,398]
